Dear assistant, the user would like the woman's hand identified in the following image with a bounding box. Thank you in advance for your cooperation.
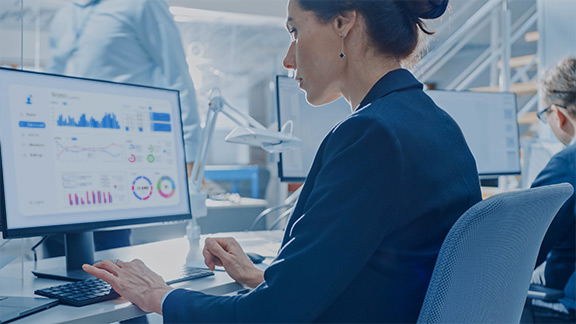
[203,237,264,288]
[83,259,172,314]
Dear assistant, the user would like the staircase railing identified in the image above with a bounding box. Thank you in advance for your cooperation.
[414,0,539,118]
[413,0,503,82]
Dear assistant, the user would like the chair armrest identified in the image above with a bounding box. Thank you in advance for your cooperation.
[528,284,565,302]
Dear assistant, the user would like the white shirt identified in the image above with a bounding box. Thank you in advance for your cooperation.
[47,0,200,161]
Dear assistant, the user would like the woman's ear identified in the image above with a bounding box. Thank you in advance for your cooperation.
[332,10,357,37]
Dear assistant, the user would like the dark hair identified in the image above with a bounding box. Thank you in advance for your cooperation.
[297,0,449,59]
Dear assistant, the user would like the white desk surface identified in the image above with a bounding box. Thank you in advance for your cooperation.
[206,197,268,209]
[0,230,283,324]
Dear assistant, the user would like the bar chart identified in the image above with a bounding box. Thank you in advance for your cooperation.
[68,191,113,206]
[57,113,121,129]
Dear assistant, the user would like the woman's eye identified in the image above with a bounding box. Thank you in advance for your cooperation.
[289,28,297,41]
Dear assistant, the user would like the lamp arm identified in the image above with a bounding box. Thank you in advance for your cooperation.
[190,103,219,192]
[190,87,300,212]
[191,90,268,191]
[221,99,267,130]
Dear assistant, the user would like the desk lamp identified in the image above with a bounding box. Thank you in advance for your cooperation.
[184,88,300,261]
[188,88,301,217]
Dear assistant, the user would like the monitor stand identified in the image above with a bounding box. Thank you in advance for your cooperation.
[32,232,96,281]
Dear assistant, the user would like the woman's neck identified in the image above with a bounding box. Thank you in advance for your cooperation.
[341,54,402,110]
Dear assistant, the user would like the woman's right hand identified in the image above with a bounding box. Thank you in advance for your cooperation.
[203,237,264,288]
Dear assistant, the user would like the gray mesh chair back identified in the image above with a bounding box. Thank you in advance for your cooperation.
[417,183,573,323]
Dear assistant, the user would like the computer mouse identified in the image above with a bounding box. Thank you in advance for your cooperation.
[246,252,265,264]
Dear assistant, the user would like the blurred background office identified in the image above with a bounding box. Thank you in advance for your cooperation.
[0,1,575,320]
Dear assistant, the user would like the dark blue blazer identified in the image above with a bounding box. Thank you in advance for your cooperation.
[163,69,482,323]
[532,142,576,290]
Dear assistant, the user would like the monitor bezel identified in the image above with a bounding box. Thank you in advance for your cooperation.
[425,89,522,177]
[0,68,193,239]
[276,75,307,183]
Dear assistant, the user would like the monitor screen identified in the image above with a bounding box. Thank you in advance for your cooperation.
[0,68,192,239]
[425,90,521,176]
[276,76,351,182]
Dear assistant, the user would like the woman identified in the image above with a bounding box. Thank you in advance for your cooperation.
[84,0,482,322]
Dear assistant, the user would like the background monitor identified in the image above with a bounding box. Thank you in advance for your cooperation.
[276,75,351,182]
[425,90,521,176]
[0,68,191,280]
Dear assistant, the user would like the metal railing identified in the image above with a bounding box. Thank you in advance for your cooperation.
[414,0,539,119]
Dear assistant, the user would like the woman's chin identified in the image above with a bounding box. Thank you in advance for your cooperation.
[304,94,324,107]
[305,91,342,107]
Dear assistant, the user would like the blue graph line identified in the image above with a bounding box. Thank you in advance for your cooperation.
[57,113,120,129]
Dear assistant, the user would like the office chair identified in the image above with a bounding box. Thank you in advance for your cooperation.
[417,183,574,323]
[523,271,575,323]
[249,186,302,230]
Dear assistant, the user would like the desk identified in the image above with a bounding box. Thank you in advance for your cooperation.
[1,231,283,323]
[130,198,269,245]
[200,198,269,233]
[481,186,504,200]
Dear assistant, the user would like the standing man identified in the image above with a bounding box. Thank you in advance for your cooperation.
[45,0,201,254]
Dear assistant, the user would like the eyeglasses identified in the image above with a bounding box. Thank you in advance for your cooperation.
[537,104,567,124]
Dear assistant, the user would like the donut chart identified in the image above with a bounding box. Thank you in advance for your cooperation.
[132,176,153,200]
[157,176,176,198]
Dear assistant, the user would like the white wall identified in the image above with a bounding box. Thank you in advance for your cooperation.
[537,0,576,140]
[168,0,287,18]
[538,0,576,69]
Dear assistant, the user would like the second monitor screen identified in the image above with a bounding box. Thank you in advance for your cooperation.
[276,76,351,182]
[276,77,521,181]
[426,90,521,176]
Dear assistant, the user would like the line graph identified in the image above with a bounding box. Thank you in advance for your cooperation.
[55,140,123,161]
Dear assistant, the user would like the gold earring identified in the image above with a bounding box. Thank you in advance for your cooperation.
[339,34,345,59]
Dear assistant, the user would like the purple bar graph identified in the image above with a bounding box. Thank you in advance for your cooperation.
[69,190,114,206]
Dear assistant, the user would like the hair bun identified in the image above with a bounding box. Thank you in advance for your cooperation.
[422,0,449,18]
[403,0,449,19]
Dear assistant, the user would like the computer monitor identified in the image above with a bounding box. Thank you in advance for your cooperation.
[0,68,192,280]
[425,90,521,176]
[276,75,351,182]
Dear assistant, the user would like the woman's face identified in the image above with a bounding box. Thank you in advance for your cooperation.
[283,0,343,106]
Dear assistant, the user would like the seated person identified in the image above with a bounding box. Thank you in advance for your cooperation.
[83,0,483,322]
[530,56,576,322]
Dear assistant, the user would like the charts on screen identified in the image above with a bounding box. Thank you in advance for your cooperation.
[6,83,184,218]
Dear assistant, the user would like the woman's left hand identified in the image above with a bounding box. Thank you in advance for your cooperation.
[83,259,172,314]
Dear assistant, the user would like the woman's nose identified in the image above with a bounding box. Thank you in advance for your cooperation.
[283,42,296,70]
